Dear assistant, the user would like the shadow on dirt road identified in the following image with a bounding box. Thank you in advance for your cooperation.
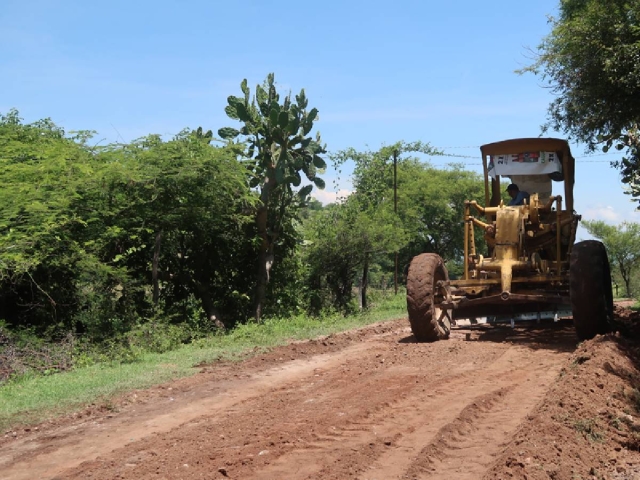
[399,320,578,354]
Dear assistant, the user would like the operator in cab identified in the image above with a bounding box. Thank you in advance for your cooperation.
[506,183,530,206]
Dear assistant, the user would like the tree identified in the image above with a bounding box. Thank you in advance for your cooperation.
[332,143,485,278]
[332,141,441,207]
[303,198,407,312]
[219,74,326,321]
[582,220,640,297]
[331,141,443,296]
[0,109,100,329]
[94,131,255,331]
[523,0,640,204]
[395,161,486,274]
[0,110,258,337]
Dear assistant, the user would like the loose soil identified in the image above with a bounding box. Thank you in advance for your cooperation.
[2,304,640,479]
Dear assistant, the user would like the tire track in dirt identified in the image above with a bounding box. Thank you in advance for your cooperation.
[253,345,566,479]
[0,341,377,480]
[399,348,563,479]
[0,322,577,480]
[249,364,491,479]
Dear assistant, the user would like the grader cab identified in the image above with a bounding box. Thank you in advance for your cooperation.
[406,138,614,341]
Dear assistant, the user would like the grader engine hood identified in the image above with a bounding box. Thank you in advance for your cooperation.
[495,207,523,246]
[479,206,525,295]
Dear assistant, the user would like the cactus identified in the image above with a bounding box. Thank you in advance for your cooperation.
[218,73,327,321]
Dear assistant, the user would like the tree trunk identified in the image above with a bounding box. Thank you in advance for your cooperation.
[196,283,226,331]
[255,246,275,322]
[152,230,162,307]
[360,252,369,310]
[254,176,275,322]
[619,260,632,298]
[624,275,632,298]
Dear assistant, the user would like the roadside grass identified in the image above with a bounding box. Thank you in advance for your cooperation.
[0,291,406,431]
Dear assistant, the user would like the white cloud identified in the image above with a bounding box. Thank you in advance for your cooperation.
[311,189,352,205]
[583,205,621,223]
[582,204,640,224]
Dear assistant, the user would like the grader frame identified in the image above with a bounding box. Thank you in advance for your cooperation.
[406,138,614,341]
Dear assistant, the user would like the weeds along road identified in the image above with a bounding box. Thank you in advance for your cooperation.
[0,319,577,480]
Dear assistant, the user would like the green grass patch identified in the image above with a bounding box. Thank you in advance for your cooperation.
[573,417,605,442]
[0,292,406,431]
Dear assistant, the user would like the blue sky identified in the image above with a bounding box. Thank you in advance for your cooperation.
[2,0,639,234]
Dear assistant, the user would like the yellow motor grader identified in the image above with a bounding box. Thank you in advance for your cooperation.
[406,138,614,341]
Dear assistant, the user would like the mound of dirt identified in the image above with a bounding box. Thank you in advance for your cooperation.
[486,309,640,480]
[613,305,640,339]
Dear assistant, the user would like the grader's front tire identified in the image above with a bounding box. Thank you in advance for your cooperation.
[406,253,450,341]
[570,240,614,340]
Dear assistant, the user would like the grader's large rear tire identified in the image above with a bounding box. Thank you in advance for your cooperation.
[570,240,614,340]
[406,253,451,341]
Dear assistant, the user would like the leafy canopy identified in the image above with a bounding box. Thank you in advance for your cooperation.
[523,0,640,204]
[0,109,96,277]
[219,73,327,194]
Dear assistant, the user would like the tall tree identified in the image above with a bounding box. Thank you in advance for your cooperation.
[0,110,257,336]
[95,130,255,330]
[219,74,326,321]
[582,220,640,297]
[303,198,407,312]
[331,142,443,295]
[523,0,640,204]
[0,110,99,328]
[396,160,486,272]
[331,143,484,276]
[332,141,442,207]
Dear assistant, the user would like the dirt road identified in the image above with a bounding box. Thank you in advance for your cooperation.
[1,319,582,479]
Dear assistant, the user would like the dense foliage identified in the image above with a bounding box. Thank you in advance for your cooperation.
[524,0,640,205]
[330,142,486,284]
[0,111,256,340]
[303,196,407,313]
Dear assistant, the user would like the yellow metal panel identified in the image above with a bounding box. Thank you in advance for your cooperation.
[495,208,521,245]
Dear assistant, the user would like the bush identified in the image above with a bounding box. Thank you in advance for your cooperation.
[0,322,77,382]
[126,320,196,355]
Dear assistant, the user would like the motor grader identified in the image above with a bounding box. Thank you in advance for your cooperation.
[406,138,614,341]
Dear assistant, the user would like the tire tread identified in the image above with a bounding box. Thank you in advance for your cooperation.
[406,253,449,341]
